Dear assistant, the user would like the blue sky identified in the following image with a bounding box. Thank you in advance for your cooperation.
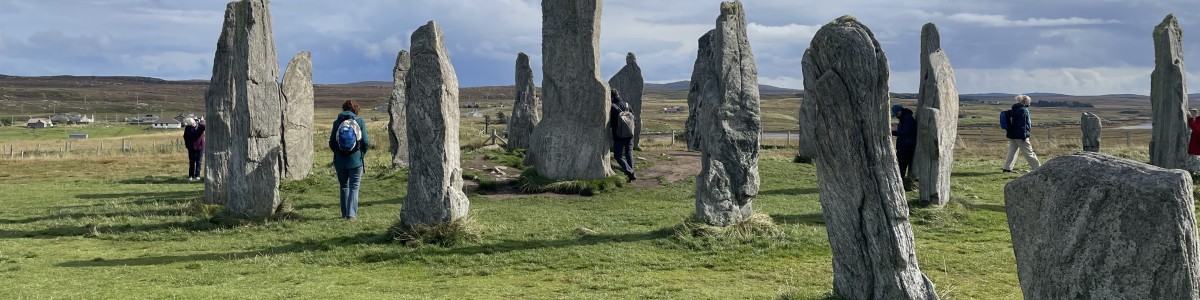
[0,0,1198,95]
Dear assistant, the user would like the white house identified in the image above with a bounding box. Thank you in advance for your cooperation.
[151,119,182,129]
[26,118,54,128]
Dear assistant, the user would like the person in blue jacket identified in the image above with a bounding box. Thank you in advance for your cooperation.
[892,104,917,191]
[329,100,369,221]
[1003,95,1041,172]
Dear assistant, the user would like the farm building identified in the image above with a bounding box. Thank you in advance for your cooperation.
[26,118,54,128]
[151,119,182,129]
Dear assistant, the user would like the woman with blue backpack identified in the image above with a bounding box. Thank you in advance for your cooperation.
[1001,95,1041,173]
[329,100,369,221]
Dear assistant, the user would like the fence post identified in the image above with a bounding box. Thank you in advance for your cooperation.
[670,130,676,146]
[978,129,984,148]
[786,131,792,148]
[1126,131,1131,147]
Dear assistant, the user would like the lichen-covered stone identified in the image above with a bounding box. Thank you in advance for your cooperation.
[1081,112,1101,152]
[1150,14,1196,171]
[801,15,939,300]
[281,51,313,180]
[609,52,644,149]
[695,2,760,227]
[914,23,959,207]
[507,52,539,151]
[203,2,237,205]
[388,50,411,169]
[401,21,469,228]
[685,30,715,152]
[525,0,614,180]
[1005,152,1200,299]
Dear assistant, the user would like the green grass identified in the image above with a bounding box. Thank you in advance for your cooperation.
[0,124,1181,299]
[518,168,627,196]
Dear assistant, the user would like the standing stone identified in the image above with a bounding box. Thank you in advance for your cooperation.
[695,2,760,227]
[525,0,614,180]
[400,21,469,228]
[508,52,539,151]
[281,51,313,180]
[801,16,939,300]
[1150,14,1195,171]
[388,50,411,169]
[797,97,817,158]
[914,23,959,207]
[609,52,644,149]
[204,2,237,205]
[685,30,716,152]
[1081,112,1102,152]
[225,0,282,218]
[1005,152,1200,299]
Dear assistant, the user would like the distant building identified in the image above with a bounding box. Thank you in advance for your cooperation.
[126,114,160,124]
[26,118,54,129]
[464,110,485,118]
[151,118,182,129]
[661,106,684,114]
[51,113,94,125]
[175,113,200,123]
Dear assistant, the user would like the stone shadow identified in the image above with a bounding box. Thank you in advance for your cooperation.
[770,213,826,226]
[759,188,820,196]
[57,232,388,267]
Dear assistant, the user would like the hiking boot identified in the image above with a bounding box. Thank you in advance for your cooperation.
[626,173,637,183]
[1002,169,1014,173]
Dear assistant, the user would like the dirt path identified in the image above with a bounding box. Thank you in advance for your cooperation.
[463,149,701,199]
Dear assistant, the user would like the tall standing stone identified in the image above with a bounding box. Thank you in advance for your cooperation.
[1005,152,1200,299]
[685,30,716,152]
[281,51,313,180]
[797,97,817,158]
[388,50,411,169]
[525,0,614,180]
[1150,14,1194,171]
[204,2,237,205]
[508,52,539,151]
[694,2,760,227]
[914,23,959,207]
[801,16,939,300]
[1081,112,1102,152]
[225,0,282,218]
[400,21,469,228]
[609,52,644,149]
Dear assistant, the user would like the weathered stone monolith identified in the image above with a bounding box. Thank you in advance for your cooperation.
[1081,112,1101,152]
[694,2,760,227]
[914,23,959,207]
[204,2,236,205]
[1005,152,1200,299]
[388,50,410,169]
[281,51,313,180]
[801,16,939,300]
[685,30,716,152]
[525,0,613,180]
[508,52,539,151]
[400,21,469,228]
[609,52,644,149]
[206,0,283,218]
[797,97,816,158]
[1150,14,1195,171]
[226,0,282,218]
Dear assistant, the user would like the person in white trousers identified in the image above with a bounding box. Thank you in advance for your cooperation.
[1003,95,1041,172]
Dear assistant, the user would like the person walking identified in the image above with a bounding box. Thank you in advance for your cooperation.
[182,117,205,182]
[329,100,369,221]
[1003,94,1041,172]
[610,89,637,182]
[891,104,917,191]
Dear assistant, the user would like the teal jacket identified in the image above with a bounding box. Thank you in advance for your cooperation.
[329,111,369,170]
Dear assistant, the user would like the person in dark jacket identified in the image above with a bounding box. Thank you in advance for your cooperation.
[328,100,369,221]
[1003,95,1041,172]
[610,89,636,182]
[183,117,205,182]
[1188,109,1200,155]
[891,104,917,190]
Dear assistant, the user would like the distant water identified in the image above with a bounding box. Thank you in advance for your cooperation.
[1116,122,1152,130]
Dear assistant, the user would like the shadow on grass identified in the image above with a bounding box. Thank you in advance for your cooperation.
[769,213,825,226]
[963,203,1007,213]
[117,176,197,185]
[361,228,675,263]
[74,191,198,205]
[292,198,400,211]
[759,188,819,196]
[0,219,216,239]
[57,232,389,267]
[952,171,1001,178]
[0,208,185,225]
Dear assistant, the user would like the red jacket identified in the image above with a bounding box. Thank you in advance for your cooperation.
[1189,117,1200,155]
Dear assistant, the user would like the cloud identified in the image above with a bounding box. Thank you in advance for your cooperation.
[120,51,210,74]
[947,13,1120,27]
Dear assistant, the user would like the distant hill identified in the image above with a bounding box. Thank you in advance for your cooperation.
[645,80,802,94]
[337,81,393,87]
[1191,93,1200,99]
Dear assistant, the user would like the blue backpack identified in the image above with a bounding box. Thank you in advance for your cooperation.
[999,110,1010,130]
[336,117,362,153]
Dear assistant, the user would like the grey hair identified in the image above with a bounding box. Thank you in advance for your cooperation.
[1015,94,1032,105]
[183,118,196,127]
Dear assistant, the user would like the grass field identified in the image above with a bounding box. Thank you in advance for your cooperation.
[0,113,1181,299]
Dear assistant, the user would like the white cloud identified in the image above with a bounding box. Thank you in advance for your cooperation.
[891,67,1163,95]
[947,13,1120,27]
[120,51,210,74]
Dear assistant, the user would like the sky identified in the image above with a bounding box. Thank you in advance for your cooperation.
[0,0,1198,95]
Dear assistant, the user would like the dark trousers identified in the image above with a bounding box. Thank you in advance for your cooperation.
[612,138,635,176]
[897,144,915,182]
[187,149,203,178]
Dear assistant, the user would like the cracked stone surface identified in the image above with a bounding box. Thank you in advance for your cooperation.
[508,52,539,151]
[1081,112,1101,152]
[281,51,313,180]
[914,23,959,207]
[1150,14,1197,172]
[388,50,411,169]
[686,30,715,152]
